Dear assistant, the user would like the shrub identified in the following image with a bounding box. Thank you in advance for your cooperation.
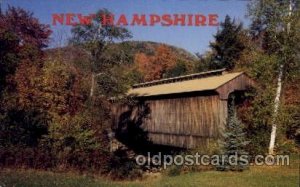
[165,164,182,177]
[107,149,142,180]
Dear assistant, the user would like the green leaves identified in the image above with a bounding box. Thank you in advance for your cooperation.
[209,15,246,70]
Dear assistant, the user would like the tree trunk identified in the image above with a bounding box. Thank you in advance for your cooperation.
[90,73,95,98]
[268,64,283,155]
[268,0,293,155]
[90,72,105,98]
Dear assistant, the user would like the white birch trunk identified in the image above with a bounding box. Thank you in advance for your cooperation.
[268,0,293,155]
[90,73,95,98]
[268,65,283,155]
[89,24,103,98]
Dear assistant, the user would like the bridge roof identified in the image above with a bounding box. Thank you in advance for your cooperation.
[128,71,247,97]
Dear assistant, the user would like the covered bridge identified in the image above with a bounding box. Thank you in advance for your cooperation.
[112,69,254,149]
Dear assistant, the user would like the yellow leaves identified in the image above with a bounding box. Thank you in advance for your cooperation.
[12,55,88,121]
[41,60,85,116]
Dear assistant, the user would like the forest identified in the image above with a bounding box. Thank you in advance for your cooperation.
[0,0,299,184]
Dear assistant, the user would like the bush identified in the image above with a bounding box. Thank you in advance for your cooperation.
[163,146,218,176]
[165,164,182,177]
[107,149,142,180]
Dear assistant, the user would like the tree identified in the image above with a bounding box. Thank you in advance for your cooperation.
[135,44,176,81]
[248,0,300,154]
[210,15,245,70]
[165,60,188,78]
[0,6,51,96]
[41,59,86,116]
[154,44,176,78]
[64,9,134,171]
[246,53,279,153]
[195,51,213,72]
[134,52,153,81]
[217,97,250,171]
[0,6,51,148]
[69,9,132,98]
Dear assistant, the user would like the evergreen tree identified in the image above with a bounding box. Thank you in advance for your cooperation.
[217,96,250,171]
[210,15,245,70]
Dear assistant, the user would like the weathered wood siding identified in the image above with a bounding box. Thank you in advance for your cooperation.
[143,95,226,148]
[217,74,254,99]
[113,94,228,148]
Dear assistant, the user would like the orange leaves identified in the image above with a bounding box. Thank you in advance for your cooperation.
[14,60,43,109]
[134,44,176,81]
[155,44,176,71]
[283,78,300,106]
[135,53,155,81]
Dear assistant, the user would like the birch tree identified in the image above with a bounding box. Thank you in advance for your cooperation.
[70,9,132,98]
[248,0,300,154]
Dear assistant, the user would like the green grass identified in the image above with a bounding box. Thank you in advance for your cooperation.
[0,156,299,187]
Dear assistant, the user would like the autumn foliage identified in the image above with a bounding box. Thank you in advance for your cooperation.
[135,45,176,81]
[0,3,299,178]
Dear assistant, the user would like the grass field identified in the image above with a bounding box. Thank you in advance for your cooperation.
[0,156,299,187]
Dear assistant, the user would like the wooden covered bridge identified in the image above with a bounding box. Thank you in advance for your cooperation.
[112,69,254,149]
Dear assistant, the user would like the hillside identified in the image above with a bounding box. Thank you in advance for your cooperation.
[46,41,198,66]
[114,41,198,62]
